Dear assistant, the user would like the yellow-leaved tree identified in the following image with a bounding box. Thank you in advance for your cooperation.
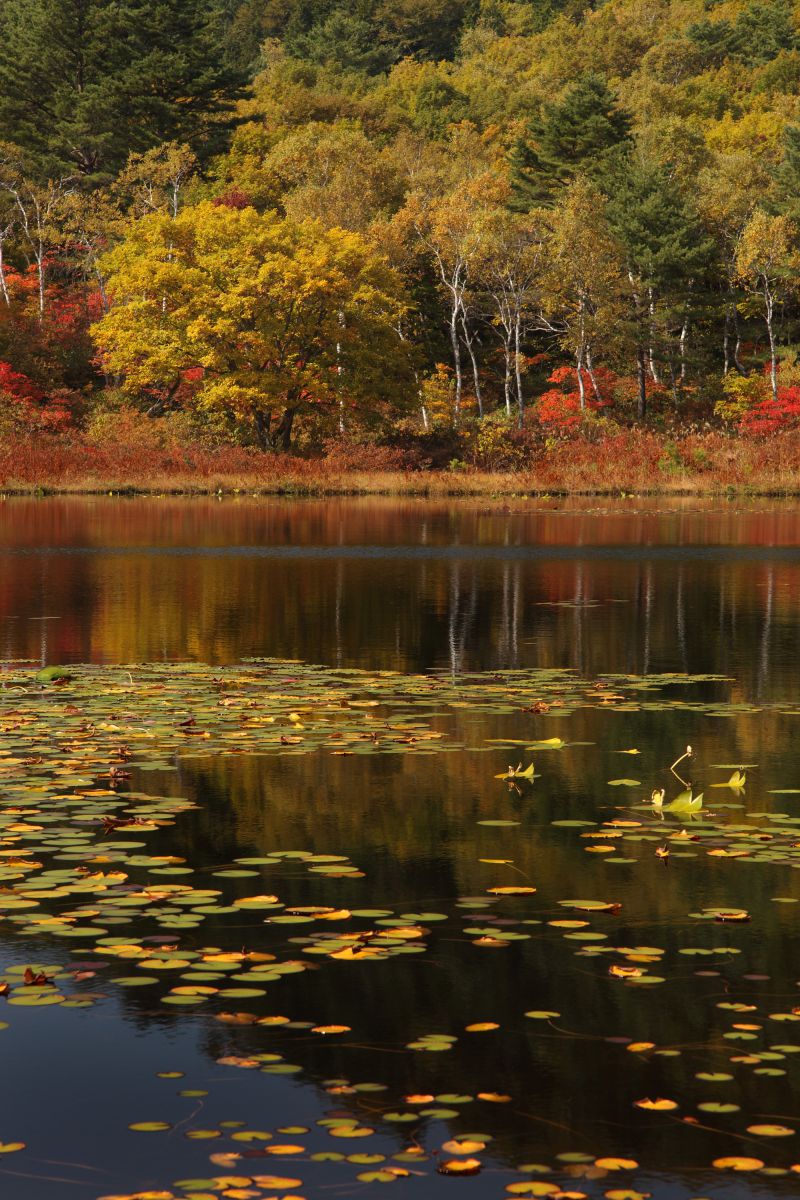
[92,200,414,449]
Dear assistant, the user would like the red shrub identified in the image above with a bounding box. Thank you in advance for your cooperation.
[535,366,614,428]
[739,385,800,435]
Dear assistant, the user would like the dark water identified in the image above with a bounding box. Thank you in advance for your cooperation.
[3,497,800,1200]
[2,495,799,694]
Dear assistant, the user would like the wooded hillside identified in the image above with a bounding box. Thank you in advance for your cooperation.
[2,0,800,458]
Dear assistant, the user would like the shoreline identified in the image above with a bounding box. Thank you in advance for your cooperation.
[2,427,800,497]
[3,474,800,498]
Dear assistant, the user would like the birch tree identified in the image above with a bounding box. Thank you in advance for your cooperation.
[735,210,798,402]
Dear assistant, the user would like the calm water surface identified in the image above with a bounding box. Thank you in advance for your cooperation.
[2,497,800,1200]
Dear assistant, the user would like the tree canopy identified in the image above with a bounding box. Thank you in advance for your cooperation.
[0,0,245,184]
[2,0,800,446]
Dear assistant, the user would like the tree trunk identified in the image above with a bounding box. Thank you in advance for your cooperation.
[336,309,345,433]
[586,347,602,402]
[275,406,297,451]
[0,240,8,306]
[637,343,647,421]
[733,305,747,374]
[723,308,731,375]
[647,289,660,383]
[36,245,45,319]
[460,306,483,418]
[679,312,689,384]
[449,301,462,424]
[765,284,778,403]
[514,313,524,428]
[253,409,272,450]
[503,340,512,418]
[577,299,586,410]
[576,352,586,411]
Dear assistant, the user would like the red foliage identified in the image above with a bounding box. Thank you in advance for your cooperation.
[0,361,44,403]
[0,264,105,433]
[0,360,74,433]
[739,385,800,435]
[536,366,614,428]
[213,187,253,210]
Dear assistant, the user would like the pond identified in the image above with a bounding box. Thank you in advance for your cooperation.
[2,496,800,1200]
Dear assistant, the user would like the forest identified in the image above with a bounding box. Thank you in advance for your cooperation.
[3,0,800,486]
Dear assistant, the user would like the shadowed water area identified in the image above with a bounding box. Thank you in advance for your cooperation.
[2,497,800,1200]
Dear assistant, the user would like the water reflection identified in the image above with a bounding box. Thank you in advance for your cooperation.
[4,497,800,1198]
[0,497,798,699]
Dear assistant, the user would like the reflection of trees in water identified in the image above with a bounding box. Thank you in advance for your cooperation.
[0,498,800,698]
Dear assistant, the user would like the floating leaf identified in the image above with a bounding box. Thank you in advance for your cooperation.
[505,1184,559,1196]
[438,1158,482,1176]
[747,1125,795,1137]
[712,1157,765,1170]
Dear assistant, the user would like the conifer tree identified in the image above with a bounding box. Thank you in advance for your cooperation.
[772,124,800,226]
[510,72,632,209]
[604,154,716,417]
[0,0,245,185]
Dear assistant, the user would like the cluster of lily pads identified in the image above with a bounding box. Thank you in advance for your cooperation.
[4,661,800,1198]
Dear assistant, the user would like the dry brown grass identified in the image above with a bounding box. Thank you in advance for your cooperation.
[2,428,800,495]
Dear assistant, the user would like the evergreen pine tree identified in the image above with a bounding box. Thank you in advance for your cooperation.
[772,123,800,225]
[510,72,632,209]
[604,153,717,417]
[0,0,246,185]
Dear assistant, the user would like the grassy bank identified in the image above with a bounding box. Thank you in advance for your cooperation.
[2,428,800,496]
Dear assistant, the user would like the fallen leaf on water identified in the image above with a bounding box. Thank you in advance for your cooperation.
[247,1177,302,1189]
[438,1158,482,1176]
[712,1157,765,1170]
[505,1184,559,1196]
[329,947,379,960]
[746,1124,795,1137]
